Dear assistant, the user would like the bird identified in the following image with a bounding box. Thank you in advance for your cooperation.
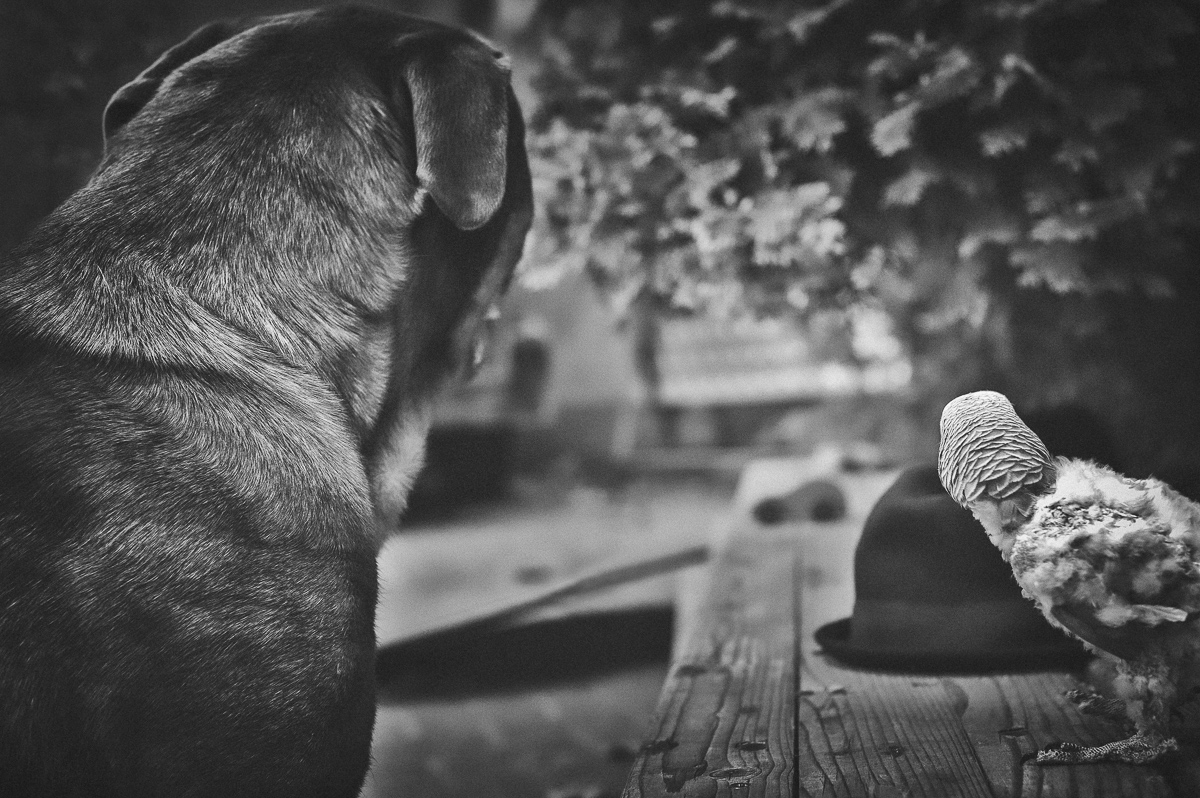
[938,390,1200,765]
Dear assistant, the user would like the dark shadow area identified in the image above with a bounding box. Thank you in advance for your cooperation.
[376,606,675,703]
[1021,403,1124,472]
[401,424,516,522]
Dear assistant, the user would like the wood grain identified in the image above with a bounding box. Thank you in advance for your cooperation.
[948,673,1172,798]
[622,517,799,798]
[795,493,996,798]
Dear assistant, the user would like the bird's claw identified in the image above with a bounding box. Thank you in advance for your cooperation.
[1034,732,1179,765]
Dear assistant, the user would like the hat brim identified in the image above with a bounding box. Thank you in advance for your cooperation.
[812,617,1092,674]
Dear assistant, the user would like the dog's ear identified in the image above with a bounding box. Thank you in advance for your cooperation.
[395,34,511,231]
[103,21,242,144]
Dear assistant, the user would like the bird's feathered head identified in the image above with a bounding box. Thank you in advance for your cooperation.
[938,391,1055,507]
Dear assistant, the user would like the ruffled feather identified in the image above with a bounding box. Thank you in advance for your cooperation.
[1008,459,1200,638]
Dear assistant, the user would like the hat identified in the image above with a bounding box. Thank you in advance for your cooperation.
[814,464,1089,673]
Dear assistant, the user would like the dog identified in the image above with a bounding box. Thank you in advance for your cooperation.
[0,6,532,797]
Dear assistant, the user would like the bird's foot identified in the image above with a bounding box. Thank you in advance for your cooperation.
[1064,688,1128,723]
[1034,732,1179,766]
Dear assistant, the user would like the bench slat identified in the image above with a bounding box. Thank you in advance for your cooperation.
[796,517,996,797]
[623,522,797,797]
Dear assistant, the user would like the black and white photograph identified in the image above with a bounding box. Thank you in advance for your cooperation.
[3,0,1200,795]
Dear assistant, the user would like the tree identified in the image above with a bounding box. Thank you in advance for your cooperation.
[523,0,1200,477]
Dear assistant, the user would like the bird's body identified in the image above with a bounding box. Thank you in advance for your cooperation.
[939,391,1200,765]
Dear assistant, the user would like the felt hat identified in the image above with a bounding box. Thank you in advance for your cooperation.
[814,464,1089,673]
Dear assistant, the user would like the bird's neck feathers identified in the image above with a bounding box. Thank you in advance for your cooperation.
[968,501,1017,560]
[972,477,1052,561]
[972,458,1062,561]
[1046,458,1147,513]
[1043,458,1200,550]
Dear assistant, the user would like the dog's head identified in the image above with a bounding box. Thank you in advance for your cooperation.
[84,6,533,527]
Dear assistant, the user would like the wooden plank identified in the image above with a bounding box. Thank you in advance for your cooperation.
[622,516,798,798]
[949,674,1172,798]
[796,509,996,798]
[622,454,859,797]
[622,459,893,798]
[793,467,1175,798]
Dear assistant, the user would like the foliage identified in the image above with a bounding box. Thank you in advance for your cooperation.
[0,0,181,253]
[523,0,1200,393]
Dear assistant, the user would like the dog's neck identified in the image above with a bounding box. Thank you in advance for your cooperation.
[0,162,429,545]
[2,142,428,402]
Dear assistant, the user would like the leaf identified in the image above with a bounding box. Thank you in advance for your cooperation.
[657,85,739,120]
[957,212,1023,260]
[690,206,746,268]
[850,246,887,290]
[979,127,1029,157]
[777,90,850,153]
[787,0,853,43]
[1054,139,1099,171]
[917,260,990,332]
[1029,197,1145,243]
[710,1,781,23]
[1110,135,1197,197]
[1023,172,1073,216]
[1029,215,1098,244]
[682,157,743,210]
[871,102,920,156]
[882,168,939,206]
[748,184,846,267]
[986,69,1021,106]
[650,15,681,37]
[868,31,935,62]
[982,1,1053,21]
[1011,243,1089,294]
[702,36,739,64]
[792,182,840,211]
[912,46,983,108]
[867,50,915,81]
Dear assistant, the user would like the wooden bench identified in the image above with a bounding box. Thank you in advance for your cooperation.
[622,458,1200,798]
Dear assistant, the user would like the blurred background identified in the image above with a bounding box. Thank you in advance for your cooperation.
[4,0,1200,795]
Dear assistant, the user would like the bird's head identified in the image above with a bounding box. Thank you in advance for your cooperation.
[938,391,1056,554]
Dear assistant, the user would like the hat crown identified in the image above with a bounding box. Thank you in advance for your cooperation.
[815,464,1085,672]
[855,465,1023,603]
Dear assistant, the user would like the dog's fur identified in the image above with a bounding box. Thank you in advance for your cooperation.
[0,7,532,796]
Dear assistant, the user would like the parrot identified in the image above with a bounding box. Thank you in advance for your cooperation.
[938,390,1200,765]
